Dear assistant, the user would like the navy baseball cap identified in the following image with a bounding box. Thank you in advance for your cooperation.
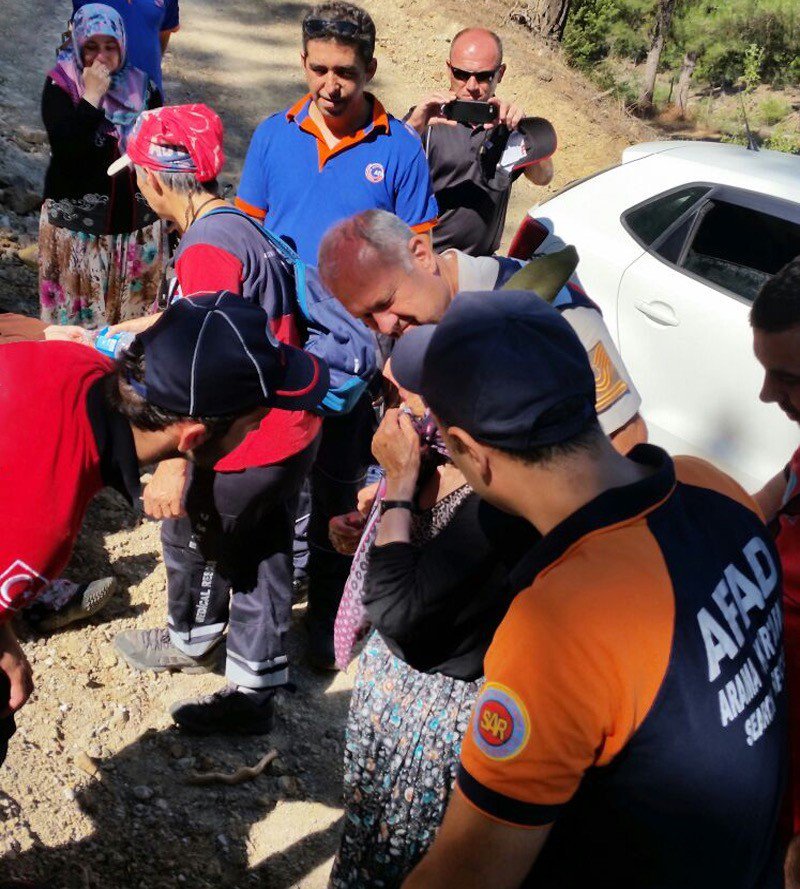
[134,291,329,416]
[390,290,597,450]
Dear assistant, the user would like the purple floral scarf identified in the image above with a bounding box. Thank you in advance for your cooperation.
[48,4,149,150]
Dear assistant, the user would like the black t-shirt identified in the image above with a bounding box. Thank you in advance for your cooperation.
[41,78,162,235]
[364,492,535,680]
[420,120,513,257]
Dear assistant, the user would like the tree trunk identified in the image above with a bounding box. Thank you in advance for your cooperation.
[676,51,698,117]
[637,0,678,113]
[530,0,572,41]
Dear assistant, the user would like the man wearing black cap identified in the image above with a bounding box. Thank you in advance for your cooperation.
[0,293,328,764]
[396,292,786,889]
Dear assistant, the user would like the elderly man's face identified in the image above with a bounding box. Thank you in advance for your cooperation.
[447,32,504,102]
[324,238,451,337]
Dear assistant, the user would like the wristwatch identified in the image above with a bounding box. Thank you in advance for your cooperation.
[379,499,415,515]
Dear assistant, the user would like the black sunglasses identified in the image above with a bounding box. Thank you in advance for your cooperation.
[303,18,361,38]
[448,63,500,84]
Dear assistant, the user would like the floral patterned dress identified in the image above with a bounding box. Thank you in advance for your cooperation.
[38,195,166,329]
[330,485,481,889]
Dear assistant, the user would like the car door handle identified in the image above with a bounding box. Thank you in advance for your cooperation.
[634,300,679,327]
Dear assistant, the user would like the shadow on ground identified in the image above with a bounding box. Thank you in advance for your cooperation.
[3,665,350,889]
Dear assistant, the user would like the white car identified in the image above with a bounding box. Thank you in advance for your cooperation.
[511,140,800,490]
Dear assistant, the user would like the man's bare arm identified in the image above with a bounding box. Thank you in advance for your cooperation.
[523,157,554,186]
[160,31,173,54]
[403,790,550,889]
[753,468,787,524]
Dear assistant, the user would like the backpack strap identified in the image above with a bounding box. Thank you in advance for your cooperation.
[203,207,311,318]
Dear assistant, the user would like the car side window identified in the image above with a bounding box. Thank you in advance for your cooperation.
[624,186,710,247]
[681,201,800,302]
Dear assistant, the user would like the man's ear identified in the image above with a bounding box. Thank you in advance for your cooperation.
[300,51,308,69]
[409,234,436,272]
[365,57,377,82]
[446,426,492,485]
[174,420,210,454]
[147,168,165,196]
[496,63,506,85]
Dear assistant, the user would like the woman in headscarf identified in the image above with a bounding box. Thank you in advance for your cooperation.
[39,3,166,329]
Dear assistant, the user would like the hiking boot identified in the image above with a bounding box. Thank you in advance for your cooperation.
[170,685,275,735]
[114,627,221,674]
[27,576,117,632]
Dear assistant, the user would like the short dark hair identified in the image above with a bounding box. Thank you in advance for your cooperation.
[751,256,800,333]
[302,1,376,65]
[104,337,236,436]
[503,402,605,467]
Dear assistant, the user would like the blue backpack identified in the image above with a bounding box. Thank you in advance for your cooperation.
[204,208,377,416]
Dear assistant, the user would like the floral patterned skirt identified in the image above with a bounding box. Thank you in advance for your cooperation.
[329,632,482,889]
[38,201,166,329]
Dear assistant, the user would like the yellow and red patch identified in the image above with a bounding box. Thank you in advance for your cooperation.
[472,682,531,761]
[590,341,629,414]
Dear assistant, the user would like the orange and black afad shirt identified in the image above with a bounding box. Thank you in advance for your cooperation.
[458,445,787,889]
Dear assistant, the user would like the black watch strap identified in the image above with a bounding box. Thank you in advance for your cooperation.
[380,499,415,514]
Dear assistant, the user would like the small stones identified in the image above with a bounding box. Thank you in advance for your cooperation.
[132,785,154,802]
[1,184,40,215]
[169,741,187,760]
[277,775,300,797]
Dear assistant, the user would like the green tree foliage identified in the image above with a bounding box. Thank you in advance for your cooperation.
[563,0,800,88]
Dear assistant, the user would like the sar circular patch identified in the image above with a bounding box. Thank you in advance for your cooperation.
[472,682,530,761]
[365,162,385,183]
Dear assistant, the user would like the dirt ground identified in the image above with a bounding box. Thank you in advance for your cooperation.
[0,2,653,887]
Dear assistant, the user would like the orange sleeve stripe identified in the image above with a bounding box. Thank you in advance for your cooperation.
[411,218,438,235]
[461,525,675,804]
[234,197,267,221]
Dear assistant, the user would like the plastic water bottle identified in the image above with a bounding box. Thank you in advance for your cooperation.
[94,327,136,360]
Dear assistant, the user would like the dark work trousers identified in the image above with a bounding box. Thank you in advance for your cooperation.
[306,393,377,638]
[162,436,319,690]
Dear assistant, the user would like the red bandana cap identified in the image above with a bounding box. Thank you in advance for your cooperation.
[107,104,225,182]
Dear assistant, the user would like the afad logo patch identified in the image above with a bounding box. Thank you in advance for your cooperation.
[473,682,530,761]
[365,162,385,183]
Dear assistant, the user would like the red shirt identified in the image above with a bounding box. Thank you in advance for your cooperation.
[776,447,800,608]
[173,211,322,471]
[775,447,800,833]
[0,343,120,621]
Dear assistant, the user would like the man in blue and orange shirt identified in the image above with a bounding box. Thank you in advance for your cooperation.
[236,1,438,667]
[392,291,787,889]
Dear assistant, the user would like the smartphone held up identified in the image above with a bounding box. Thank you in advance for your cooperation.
[441,99,498,126]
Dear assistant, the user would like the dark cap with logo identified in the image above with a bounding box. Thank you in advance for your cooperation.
[133,291,329,416]
[390,290,597,450]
